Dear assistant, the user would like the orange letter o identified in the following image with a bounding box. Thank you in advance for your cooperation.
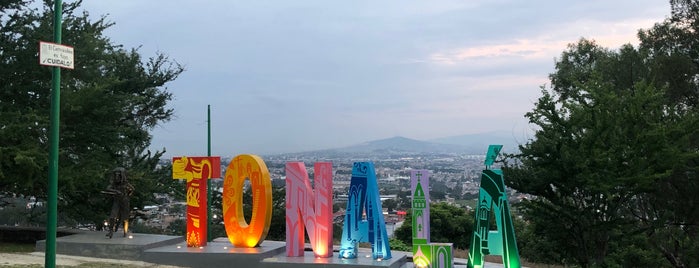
[223,154,273,247]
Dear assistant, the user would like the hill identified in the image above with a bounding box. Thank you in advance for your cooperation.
[335,136,467,154]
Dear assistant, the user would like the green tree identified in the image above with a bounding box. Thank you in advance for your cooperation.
[0,0,184,226]
[393,203,473,250]
[635,2,699,267]
[505,6,699,265]
[382,198,397,212]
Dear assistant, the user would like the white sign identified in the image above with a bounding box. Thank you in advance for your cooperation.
[39,41,74,69]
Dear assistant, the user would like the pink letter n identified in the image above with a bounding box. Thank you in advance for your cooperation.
[285,162,333,257]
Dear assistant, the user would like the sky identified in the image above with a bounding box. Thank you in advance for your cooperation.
[79,0,671,156]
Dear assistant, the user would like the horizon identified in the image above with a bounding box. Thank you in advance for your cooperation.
[157,130,527,158]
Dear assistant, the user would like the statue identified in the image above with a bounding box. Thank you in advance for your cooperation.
[102,167,134,238]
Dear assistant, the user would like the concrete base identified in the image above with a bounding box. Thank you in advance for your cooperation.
[36,231,181,260]
[262,251,407,268]
[35,232,513,268]
[142,238,286,268]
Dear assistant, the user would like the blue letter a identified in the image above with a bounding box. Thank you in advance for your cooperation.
[339,162,392,260]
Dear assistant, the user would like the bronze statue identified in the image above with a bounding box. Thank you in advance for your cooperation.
[102,167,134,238]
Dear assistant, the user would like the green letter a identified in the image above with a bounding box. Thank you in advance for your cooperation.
[467,145,521,268]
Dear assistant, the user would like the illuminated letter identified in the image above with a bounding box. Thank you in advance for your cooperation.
[172,156,221,247]
[411,170,453,268]
[339,162,391,260]
[222,154,273,248]
[467,145,521,268]
[285,162,333,257]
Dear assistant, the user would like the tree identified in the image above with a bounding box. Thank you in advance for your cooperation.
[0,0,184,226]
[393,202,473,250]
[504,2,699,264]
[382,198,397,212]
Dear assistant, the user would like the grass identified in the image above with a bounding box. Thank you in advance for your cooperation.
[0,242,35,253]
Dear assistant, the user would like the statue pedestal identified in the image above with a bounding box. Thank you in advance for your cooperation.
[142,238,286,268]
[36,230,181,260]
[37,232,409,268]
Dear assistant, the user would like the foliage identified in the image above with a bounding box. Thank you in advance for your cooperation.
[504,1,699,266]
[0,198,46,227]
[0,0,184,226]
[166,218,186,236]
[128,221,165,235]
[393,203,474,250]
[388,238,411,252]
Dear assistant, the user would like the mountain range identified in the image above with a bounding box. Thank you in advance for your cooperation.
[317,130,529,155]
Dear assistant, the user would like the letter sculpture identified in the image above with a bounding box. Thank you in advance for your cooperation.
[172,156,221,247]
[467,145,521,268]
[339,162,391,260]
[411,170,454,268]
[285,162,333,257]
[223,154,273,248]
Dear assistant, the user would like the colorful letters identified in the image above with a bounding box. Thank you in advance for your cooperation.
[223,154,273,248]
[467,145,521,268]
[339,162,392,260]
[411,170,454,268]
[172,156,221,247]
[285,162,333,257]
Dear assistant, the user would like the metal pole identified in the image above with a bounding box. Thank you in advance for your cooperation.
[207,105,212,242]
[46,1,63,267]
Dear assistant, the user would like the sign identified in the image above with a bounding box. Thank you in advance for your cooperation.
[169,155,395,258]
[285,162,333,257]
[223,154,273,248]
[39,41,74,69]
[411,170,454,268]
[339,162,392,260]
[467,145,521,268]
[172,156,221,247]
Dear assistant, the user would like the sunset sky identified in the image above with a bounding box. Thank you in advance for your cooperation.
[80,0,671,155]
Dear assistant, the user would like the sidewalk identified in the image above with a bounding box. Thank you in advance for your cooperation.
[0,252,183,267]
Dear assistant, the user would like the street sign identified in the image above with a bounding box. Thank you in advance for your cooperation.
[39,41,74,69]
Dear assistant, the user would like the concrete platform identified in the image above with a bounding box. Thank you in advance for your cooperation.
[35,232,511,268]
[143,238,286,268]
[36,231,182,260]
[262,251,407,268]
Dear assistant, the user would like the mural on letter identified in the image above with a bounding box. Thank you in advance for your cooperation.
[467,145,521,268]
[172,156,221,247]
[222,154,273,248]
[339,162,391,260]
[411,170,453,268]
[285,162,333,257]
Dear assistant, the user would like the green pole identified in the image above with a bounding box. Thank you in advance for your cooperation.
[207,105,212,242]
[46,1,63,267]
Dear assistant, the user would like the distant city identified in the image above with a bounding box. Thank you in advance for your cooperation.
[142,133,532,236]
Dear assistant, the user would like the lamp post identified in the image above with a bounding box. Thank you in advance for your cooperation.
[46,0,63,267]
[207,104,212,242]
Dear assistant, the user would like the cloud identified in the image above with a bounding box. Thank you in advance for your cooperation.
[428,39,567,65]
[425,16,665,66]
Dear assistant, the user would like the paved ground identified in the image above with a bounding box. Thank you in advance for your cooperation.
[0,252,512,268]
[0,252,184,267]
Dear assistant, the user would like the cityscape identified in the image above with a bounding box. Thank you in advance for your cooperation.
[132,135,530,237]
